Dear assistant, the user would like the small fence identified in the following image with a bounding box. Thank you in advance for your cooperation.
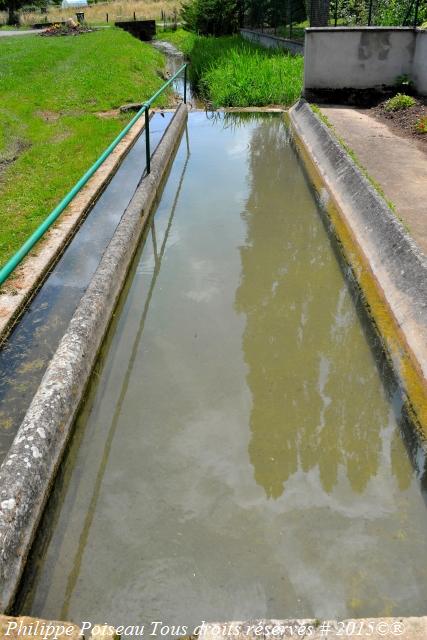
[329,0,424,28]
[245,0,426,42]
[0,64,188,288]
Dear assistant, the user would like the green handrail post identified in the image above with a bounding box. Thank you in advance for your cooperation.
[145,107,151,175]
[0,63,188,288]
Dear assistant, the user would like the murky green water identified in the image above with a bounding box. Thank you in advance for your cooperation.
[20,113,427,629]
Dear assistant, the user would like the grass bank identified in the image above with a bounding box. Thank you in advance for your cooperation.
[160,29,303,107]
[0,28,169,268]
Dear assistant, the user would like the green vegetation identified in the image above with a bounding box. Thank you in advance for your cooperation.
[161,29,303,107]
[277,22,306,42]
[158,27,196,54]
[384,93,416,112]
[415,116,427,134]
[375,0,426,26]
[320,0,427,27]
[0,28,169,268]
[181,0,240,35]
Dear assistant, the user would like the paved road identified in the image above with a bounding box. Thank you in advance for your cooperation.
[0,29,44,36]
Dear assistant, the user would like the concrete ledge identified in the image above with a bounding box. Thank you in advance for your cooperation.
[288,99,427,441]
[306,26,417,32]
[197,617,427,639]
[240,29,304,54]
[0,113,150,345]
[115,20,156,41]
[0,103,188,613]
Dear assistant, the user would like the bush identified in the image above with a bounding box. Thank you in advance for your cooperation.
[384,93,416,112]
[181,0,239,35]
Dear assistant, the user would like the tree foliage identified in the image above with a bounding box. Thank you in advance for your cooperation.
[0,0,46,25]
[181,0,426,35]
[375,0,427,26]
[333,0,427,26]
[181,0,240,34]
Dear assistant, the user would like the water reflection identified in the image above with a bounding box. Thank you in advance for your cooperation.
[16,113,427,623]
[235,120,413,499]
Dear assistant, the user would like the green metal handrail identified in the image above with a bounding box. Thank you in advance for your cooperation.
[0,63,188,288]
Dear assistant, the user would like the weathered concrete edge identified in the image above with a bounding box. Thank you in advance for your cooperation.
[288,99,427,439]
[240,28,303,46]
[0,113,149,345]
[0,103,188,613]
[240,28,304,53]
[196,617,427,639]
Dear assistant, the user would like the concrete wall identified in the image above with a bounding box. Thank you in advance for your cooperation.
[413,30,427,95]
[240,29,304,55]
[304,27,427,97]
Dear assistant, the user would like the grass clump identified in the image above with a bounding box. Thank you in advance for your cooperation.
[0,28,169,268]
[200,44,303,106]
[161,30,303,107]
[384,93,416,112]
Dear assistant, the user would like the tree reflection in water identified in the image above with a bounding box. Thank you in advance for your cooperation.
[234,117,413,499]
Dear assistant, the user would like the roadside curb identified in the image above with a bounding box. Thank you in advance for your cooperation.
[0,103,188,613]
[289,99,427,442]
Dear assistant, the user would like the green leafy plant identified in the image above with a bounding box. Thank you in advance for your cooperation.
[394,74,414,92]
[415,116,427,134]
[384,93,416,112]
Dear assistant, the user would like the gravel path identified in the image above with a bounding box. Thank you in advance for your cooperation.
[0,29,44,37]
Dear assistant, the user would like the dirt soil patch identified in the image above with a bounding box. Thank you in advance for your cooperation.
[41,22,94,37]
[370,96,427,152]
[0,139,30,179]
